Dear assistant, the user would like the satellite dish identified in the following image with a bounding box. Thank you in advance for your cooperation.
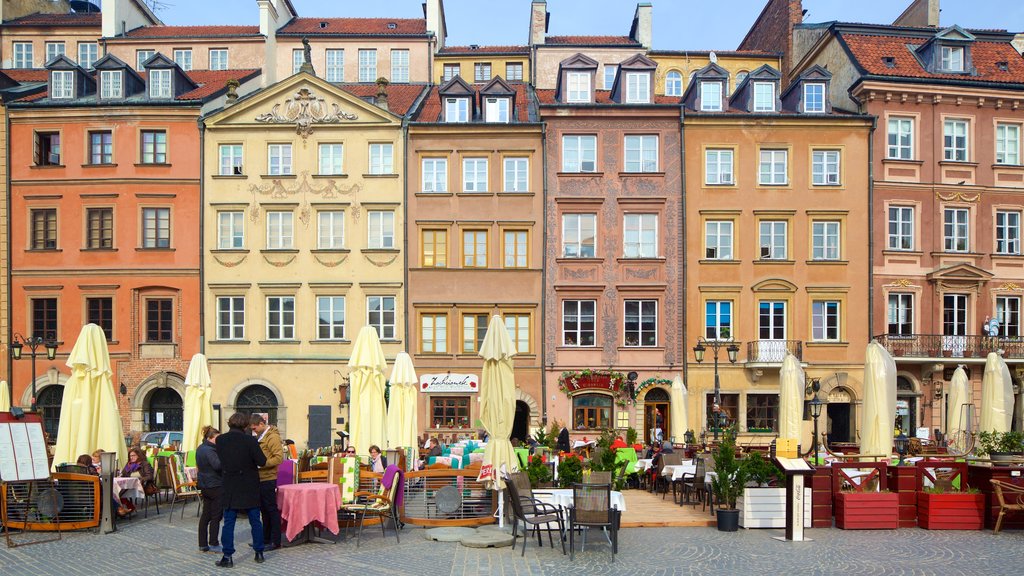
[709,51,718,64]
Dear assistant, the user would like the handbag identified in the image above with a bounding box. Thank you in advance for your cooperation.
[143,481,159,496]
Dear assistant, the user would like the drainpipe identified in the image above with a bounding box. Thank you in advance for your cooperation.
[539,120,548,426]
[198,118,206,354]
[5,108,12,397]
[679,107,688,403]
[402,117,410,356]
[867,116,876,343]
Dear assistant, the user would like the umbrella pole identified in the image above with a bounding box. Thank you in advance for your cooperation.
[496,489,504,528]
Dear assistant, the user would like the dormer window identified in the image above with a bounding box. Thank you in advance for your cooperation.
[444,97,469,122]
[50,70,74,99]
[100,70,123,99]
[700,81,722,111]
[625,72,650,104]
[940,46,964,72]
[803,82,825,113]
[149,69,172,99]
[484,97,510,123]
[567,72,590,103]
[753,82,775,112]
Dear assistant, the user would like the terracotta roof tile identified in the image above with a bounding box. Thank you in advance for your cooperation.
[2,70,49,83]
[841,33,1024,85]
[535,89,679,106]
[544,35,640,46]
[414,84,532,123]
[438,45,530,55]
[333,83,428,116]
[179,69,261,100]
[279,18,426,36]
[1,12,101,27]
[122,25,260,38]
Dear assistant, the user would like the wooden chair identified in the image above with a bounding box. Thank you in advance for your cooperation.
[675,457,705,507]
[991,479,1024,533]
[505,473,565,558]
[339,473,401,547]
[569,482,618,562]
[167,454,201,522]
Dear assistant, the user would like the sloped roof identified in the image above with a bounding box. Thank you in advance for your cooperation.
[122,25,260,38]
[13,69,260,104]
[535,89,679,106]
[840,33,1024,85]
[278,18,427,36]
[332,83,428,116]
[544,35,640,47]
[414,82,532,123]
[438,45,530,55]
[1,12,101,27]
[2,70,49,83]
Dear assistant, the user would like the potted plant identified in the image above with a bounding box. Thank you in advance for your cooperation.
[832,463,899,529]
[625,427,638,448]
[737,452,786,528]
[977,430,1024,463]
[557,453,583,488]
[710,429,748,532]
[917,485,984,530]
[526,455,553,488]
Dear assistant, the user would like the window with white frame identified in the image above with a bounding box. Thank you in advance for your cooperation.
[705,300,732,340]
[484,97,510,122]
[100,70,122,99]
[219,144,243,175]
[888,206,914,250]
[503,158,528,192]
[887,117,914,160]
[624,213,657,258]
[368,143,393,174]
[753,81,775,111]
[45,42,64,63]
[624,135,658,172]
[266,296,295,340]
[758,149,787,185]
[803,82,825,113]
[141,207,170,248]
[173,49,192,71]
[562,135,596,172]
[442,63,459,82]
[267,143,292,175]
[624,300,657,347]
[943,207,969,252]
[463,314,488,353]
[563,300,596,346]
[318,143,343,175]
[812,220,841,260]
[358,49,377,82]
[943,119,968,162]
[940,45,964,72]
[505,62,523,81]
[13,43,32,68]
[997,123,1021,165]
[444,97,469,122]
[78,43,98,69]
[887,293,913,336]
[292,48,303,74]
[562,213,596,258]
[812,300,840,341]
[603,65,617,90]
[463,158,488,192]
[136,49,154,70]
[503,230,528,268]
[665,71,682,96]
[996,210,1020,255]
[217,211,244,249]
[368,210,395,249]
[474,62,491,82]
[625,72,650,103]
[209,49,228,70]
[367,296,396,339]
[700,81,722,111]
[149,69,171,98]
[140,130,166,163]
[266,211,293,249]
[705,220,733,260]
[50,70,73,99]
[390,49,409,82]
[812,150,840,185]
[759,220,787,259]
[316,296,345,340]
[421,313,447,353]
[217,296,245,340]
[421,158,447,192]
[567,71,590,102]
[997,295,1021,337]
[317,210,344,249]
[705,149,734,184]
[326,49,344,82]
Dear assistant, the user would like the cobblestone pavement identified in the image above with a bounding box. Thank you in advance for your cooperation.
[2,507,1024,576]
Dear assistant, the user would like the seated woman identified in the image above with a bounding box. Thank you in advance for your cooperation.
[367,445,388,473]
[78,453,128,517]
[119,447,155,513]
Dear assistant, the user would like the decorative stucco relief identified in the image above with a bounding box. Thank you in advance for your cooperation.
[255,87,358,140]
[248,171,363,228]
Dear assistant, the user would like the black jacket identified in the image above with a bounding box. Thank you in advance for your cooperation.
[216,429,266,510]
[195,439,222,490]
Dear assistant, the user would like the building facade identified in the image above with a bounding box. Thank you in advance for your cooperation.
[434,45,530,86]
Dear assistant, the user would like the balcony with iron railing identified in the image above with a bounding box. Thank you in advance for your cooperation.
[744,340,803,364]
[874,334,1024,361]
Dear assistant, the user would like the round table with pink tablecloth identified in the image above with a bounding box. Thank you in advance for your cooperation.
[276,482,342,543]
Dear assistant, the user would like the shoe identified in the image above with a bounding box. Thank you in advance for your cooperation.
[254,552,265,564]
[215,556,233,568]
[209,545,222,552]
[199,546,210,553]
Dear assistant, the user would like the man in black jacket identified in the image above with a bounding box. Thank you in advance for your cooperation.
[215,412,267,568]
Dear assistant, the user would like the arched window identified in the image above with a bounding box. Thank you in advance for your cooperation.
[146,387,183,432]
[644,387,670,402]
[236,384,279,425]
[36,385,64,441]
[572,393,612,430]
[665,70,682,96]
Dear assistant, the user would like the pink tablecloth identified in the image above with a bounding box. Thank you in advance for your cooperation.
[276,483,342,542]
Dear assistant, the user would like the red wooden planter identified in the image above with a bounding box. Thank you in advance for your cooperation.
[916,493,985,530]
[835,491,899,529]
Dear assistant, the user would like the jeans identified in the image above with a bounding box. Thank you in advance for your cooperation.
[258,480,282,547]
[221,507,263,557]
[198,486,223,548]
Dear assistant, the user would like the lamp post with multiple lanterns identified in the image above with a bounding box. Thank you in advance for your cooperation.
[10,334,58,412]
[692,337,739,441]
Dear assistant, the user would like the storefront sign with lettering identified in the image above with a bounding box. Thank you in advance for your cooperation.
[419,373,479,393]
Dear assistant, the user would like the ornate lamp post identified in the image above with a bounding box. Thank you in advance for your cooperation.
[10,334,57,411]
[809,396,824,464]
[692,337,739,441]
[894,432,910,466]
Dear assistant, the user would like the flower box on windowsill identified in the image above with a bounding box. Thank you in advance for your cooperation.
[835,491,899,529]
[917,492,985,530]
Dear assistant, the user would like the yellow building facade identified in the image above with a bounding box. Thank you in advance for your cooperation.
[432,46,530,85]
[648,51,780,97]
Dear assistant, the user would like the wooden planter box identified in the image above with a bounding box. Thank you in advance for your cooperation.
[917,492,985,530]
[738,486,811,528]
[835,491,899,529]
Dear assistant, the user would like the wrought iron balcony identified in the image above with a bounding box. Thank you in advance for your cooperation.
[873,334,1024,360]
[744,340,803,364]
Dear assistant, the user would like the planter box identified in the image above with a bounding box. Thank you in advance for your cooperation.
[738,486,811,528]
[835,491,899,529]
[917,492,985,530]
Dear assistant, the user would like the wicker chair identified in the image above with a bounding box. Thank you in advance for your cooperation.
[568,482,618,562]
[589,471,612,484]
[504,474,565,557]
[675,457,705,507]
[658,453,684,499]
[991,479,1024,533]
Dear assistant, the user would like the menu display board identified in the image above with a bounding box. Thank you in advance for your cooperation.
[0,421,51,481]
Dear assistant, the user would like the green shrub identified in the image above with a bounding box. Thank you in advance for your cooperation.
[711,428,748,509]
[558,455,583,488]
[526,455,552,487]
[742,451,781,487]
[626,427,638,446]
[977,430,1024,456]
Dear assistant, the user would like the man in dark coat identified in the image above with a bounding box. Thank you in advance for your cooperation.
[215,412,267,568]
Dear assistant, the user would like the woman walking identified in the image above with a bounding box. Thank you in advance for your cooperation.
[215,413,267,568]
[196,425,223,553]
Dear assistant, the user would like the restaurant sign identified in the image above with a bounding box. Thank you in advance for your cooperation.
[419,373,479,393]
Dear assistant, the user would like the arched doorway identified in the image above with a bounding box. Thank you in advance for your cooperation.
[896,376,918,435]
[36,385,65,441]
[825,386,853,443]
[236,384,279,425]
[643,387,671,444]
[512,400,530,443]
[146,387,183,432]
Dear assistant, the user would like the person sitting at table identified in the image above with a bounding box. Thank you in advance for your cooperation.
[79,453,129,518]
[119,447,155,513]
[427,437,442,458]
[344,446,357,457]
[367,445,388,473]
[91,449,105,474]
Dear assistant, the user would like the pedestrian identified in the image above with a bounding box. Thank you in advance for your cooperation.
[196,425,223,553]
[250,413,283,551]
[215,412,267,568]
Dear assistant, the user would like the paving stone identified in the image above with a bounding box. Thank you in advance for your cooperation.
[423,526,477,541]
[460,530,514,548]
[477,523,514,534]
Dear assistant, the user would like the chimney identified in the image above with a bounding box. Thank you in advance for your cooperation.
[424,0,447,52]
[376,77,390,111]
[529,0,548,46]
[892,0,940,28]
[631,3,653,49]
[225,79,240,106]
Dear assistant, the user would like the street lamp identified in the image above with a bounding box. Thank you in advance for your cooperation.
[809,396,824,465]
[894,432,910,466]
[693,337,740,441]
[10,333,57,411]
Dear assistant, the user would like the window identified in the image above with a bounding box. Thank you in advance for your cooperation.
[759,220,787,260]
[700,81,722,111]
[623,213,657,258]
[420,313,447,353]
[462,230,487,267]
[603,65,617,90]
[625,72,650,103]
[442,63,460,82]
[86,297,113,340]
[705,149,734,184]
[812,150,840,185]
[368,211,395,249]
[31,298,57,340]
[484,97,510,122]
[705,220,733,260]
[887,117,914,160]
[562,213,596,258]
[45,42,65,63]
[506,62,523,81]
[758,149,787,185]
[705,300,732,340]
[100,70,122,99]
[566,71,590,102]
[326,49,344,82]
[997,211,1021,255]
[30,209,57,250]
[317,210,344,249]
[266,211,293,249]
[503,230,528,268]
[943,293,967,338]
[888,206,914,250]
[573,394,612,430]
[35,131,61,166]
[563,300,596,346]
[624,299,657,347]
[292,49,303,74]
[474,62,491,82]
[141,207,170,248]
[887,294,913,336]
[50,70,73,99]
[746,394,778,433]
[219,144,243,175]
[444,97,468,122]
[216,296,245,340]
[421,158,447,192]
[368,143,393,174]
[505,314,530,354]
[812,300,840,341]
[267,143,292,175]
[753,82,775,111]
[13,42,32,68]
[266,296,295,340]
[758,301,787,340]
[997,296,1021,338]
[997,123,1021,165]
[812,220,841,260]
[940,45,964,72]
[209,49,228,71]
[803,82,825,113]
[562,135,596,172]
[358,49,377,82]
[145,299,172,342]
[136,50,155,70]
[943,208,969,252]
[390,49,409,82]
[86,207,113,249]
[149,69,171,98]
[317,296,345,340]
[943,119,968,162]
[173,49,192,71]
[78,43,98,69]
[431,397,470,429]
[462,158,488,192]
[367,296,396,339]
[140,130,166,164]
[462,313,488,353]
[665,71,682,96]
[217,211,244,249]
[318,143,343,175]
[503,158,528,192]
[624,135,658,172]
[89,131,113,164]
[421,229,447,267]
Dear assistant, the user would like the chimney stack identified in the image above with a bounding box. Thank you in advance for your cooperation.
[892,0,940,28]
[529,1,548,46]
[632,3,653,49]
[424,0,447,52]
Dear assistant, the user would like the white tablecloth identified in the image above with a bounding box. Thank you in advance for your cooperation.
[532,488,626,512]
[114,476,144,500]
[661,463,696,481]
[634,459,653,472]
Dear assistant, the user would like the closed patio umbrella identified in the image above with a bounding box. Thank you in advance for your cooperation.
[479,315,518,490]
[182,353,215,452]
[859,341,897,460]
[778,353,805,441]
[52,324,126,471]
[348,326,388,455]
[946,366,971,434]
[386,352,418,450]
[0,380,10,412]
[669,374,688,442]
[980,352,1013,434]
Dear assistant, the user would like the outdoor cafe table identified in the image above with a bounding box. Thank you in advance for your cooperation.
[531,488,627,512]
[661,463,696,482]
[634,459,653,473]
[114,476,144,500]
[276,482,342,544]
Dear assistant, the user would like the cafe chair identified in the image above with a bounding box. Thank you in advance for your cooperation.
[340,468,402,547]
[675,457,706,507]
[55,463,93,475]
[589,471,612,485]
[658,453,684,499]
[991,479,1024,533]
[167,454,201,523]
[504,474,565,557]
[568,482,618,562]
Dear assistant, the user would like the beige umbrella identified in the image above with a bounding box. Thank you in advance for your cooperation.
[669,374,688,442]
[479,315,518,489]
[778,353,805,441]
[52,324,126,471]
[386,352,418,450]
[348,326,388,455]
[859,341,897,460]
[946,366,971,434]
[0,380,10,412]
[182,353,215,452]
[980,352,1014,433]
